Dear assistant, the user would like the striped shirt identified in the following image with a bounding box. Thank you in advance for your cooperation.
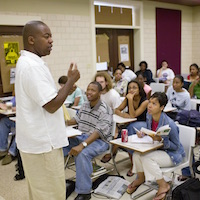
[74,100,113,142]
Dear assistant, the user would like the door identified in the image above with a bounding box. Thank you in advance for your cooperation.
[96,28,134,72]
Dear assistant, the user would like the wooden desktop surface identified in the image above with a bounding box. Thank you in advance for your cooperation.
[110,137,163,153]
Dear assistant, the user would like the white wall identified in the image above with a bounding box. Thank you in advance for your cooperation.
[192,6,200,67]
[0,0,92,90]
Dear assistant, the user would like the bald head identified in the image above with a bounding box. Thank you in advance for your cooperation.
[22,20,53,57]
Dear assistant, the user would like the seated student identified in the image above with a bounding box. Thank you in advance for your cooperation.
[166,75,191,120]
[112,68,128,97]
[127,92,185,200]
[184,63,199,90]
[157,60,175,84]
[137,72,152,99]
[64,81,113,200]
[58,75,85,107]
[187,63,199,82]
[0,97,17,165]
[136,61,155,85]
[188,70,200,99]
[94,71,121,110]
[117,62,137,82]
[102,80,148,176]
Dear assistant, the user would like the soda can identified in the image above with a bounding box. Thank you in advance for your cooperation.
[121,129,128,142]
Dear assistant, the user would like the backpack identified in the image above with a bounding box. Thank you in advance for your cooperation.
[172,178,200,200]
[175,109,200,127]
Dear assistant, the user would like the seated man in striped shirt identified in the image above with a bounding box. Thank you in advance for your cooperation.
[64,81,113,200]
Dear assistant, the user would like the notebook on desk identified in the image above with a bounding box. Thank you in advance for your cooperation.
[129,134,153,144]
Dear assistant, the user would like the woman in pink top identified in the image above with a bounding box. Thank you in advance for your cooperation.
[137,72,152,99]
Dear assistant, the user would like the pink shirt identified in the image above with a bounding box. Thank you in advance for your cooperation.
[143,84,152,95]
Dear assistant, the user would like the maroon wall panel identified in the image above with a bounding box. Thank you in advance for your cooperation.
[156,8,181,75]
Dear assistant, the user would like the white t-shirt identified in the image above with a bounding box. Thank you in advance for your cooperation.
[166,85,191,111]
[157,68,175,81]
[122,69,137,82]
[100,89,121,109]
[15,50,68,154]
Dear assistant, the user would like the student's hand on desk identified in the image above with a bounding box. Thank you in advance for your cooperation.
[69,144,83,156]
[136,131,145,138]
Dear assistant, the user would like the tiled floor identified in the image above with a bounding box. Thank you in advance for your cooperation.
[0,147,199,200]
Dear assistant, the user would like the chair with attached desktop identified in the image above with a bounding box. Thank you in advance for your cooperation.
[132,124,196,200]
[64,111,118,179]
[150,82,166,93]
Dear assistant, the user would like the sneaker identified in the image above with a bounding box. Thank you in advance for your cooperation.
[1,154,14,165]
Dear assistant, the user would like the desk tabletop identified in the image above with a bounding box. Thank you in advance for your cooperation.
[191,98,200,104]
[66,125,82,138]
[71,105,81,110]
[9,116,16,122]
[0,109,16,116]
[113,114,137,124]
[110,137,163,153]
[163,106,177,112]
[0,96,14,102]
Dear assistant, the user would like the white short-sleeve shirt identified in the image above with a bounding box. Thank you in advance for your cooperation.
[100,89,121,109]
[15,50,68,154]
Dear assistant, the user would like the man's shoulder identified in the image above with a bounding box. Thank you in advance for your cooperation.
[99,101,113,114]
[108,89,120,97]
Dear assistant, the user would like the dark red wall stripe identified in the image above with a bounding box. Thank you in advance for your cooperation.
[156,8,181,75]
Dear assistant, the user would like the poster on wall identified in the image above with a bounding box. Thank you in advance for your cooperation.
[118,36,130,66]
[4,42,20,65]
[120,44,129,62]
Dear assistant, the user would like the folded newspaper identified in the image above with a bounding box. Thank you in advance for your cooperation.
[140,125,171,137]
[94,176,130,199]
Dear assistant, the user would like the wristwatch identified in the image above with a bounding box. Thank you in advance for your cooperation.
[82,141,87,148]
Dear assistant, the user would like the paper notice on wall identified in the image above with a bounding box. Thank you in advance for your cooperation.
[10,68,16,84]
[120,44,129,62]
[118,36,130,66]
[96,62,108,71]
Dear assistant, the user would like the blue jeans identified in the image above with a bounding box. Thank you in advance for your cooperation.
[63,134,109,194]
[0,117,17,156]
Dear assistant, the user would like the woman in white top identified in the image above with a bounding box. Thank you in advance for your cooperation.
[166,75,191,120]
[157,60,175,84]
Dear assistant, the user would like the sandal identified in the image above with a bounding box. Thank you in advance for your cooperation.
[153,184,170,200]
[126,182,139,194]
[101,154,112,163]
[153,192,167,200]
[101,152,116,163]
[126,169,134,177]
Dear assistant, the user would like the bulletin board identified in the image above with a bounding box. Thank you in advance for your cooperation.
[118,36,131,67]
[96,34,110,63]
[0,35,23,93]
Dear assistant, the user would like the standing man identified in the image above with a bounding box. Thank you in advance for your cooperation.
[15,21,80,200]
